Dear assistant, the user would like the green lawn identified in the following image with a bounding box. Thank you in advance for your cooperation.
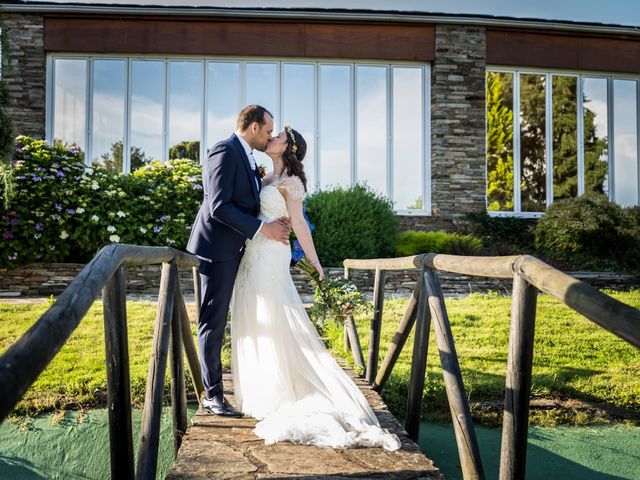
[0,300,218,416]
[1,291,639,426]
[323,291,640,426]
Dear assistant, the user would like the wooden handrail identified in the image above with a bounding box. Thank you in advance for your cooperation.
[0,244,202,480]
[343,252,640,480]
[0,244,199,421]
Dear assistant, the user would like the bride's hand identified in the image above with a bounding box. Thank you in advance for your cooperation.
[314,262,325,281]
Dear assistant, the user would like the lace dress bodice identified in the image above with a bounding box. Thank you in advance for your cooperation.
[257,175,305,223]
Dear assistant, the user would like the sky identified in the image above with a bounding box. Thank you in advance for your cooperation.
[15,0,640,28]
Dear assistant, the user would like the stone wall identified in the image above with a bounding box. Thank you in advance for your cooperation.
[1,263,637,300]
[430,25,487,220]
[1,13,46,139]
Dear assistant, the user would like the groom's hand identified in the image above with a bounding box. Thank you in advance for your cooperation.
[262,218,291,244]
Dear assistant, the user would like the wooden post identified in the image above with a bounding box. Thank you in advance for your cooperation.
[366,268,386,384]
[103,264,135,480]
[170,282,188,456]
[343,267,352,352]
[405,267,431,441]
[425,269,484,480]
[175,288,205,402]
[374,274,422,391]
[136,261,177,480]
[499,273,537,480]
[345,314,366,373]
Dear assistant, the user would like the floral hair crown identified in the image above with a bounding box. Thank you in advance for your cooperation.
[284,124,298,154]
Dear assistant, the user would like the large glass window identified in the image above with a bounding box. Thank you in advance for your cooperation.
[48,56,429,212]
[320,65,352,189]
[53,58,87,155]
[613,80,639,207]
[168,61,203,162]
[356,66,387,195]
[130,60,164,169]
[486,69,640,213]
[582,78,609,196]
[91,59,126,171]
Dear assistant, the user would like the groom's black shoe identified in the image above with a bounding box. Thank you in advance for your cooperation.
[202,394,243,417]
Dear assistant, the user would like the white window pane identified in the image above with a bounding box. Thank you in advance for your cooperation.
[486,71,514,212]
[320,65,351,189]
[583,77,609,196]
[356,66,387,196]
[283,63,315,191]
[613,79,638,207]
[552,75,578,201]
[207,62,240,152]
[91,60,126,171]
[246,63,278,166]
[53,58,87,155]
[520,74,547,212]
[393,68,423,210]
[130,60,164,168]
[169,61,203,161]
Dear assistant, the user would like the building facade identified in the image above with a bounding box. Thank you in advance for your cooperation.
[2,2,640,229]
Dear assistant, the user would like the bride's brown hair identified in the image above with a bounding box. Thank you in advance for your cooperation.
[282,125,308,191]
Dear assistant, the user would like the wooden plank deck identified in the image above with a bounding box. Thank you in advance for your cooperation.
[166,368,442,479]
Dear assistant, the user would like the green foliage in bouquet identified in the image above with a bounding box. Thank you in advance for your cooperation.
[296,257,371,328]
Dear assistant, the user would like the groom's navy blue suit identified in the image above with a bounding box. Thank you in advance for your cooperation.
[187,134,262,399]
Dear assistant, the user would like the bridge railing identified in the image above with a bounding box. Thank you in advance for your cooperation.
[0,244,204,480]
[343,253,640,480]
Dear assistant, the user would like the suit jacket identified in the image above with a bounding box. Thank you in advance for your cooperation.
[187,134,262,261]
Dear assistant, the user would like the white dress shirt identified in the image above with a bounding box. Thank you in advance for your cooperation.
[234,133,264,239]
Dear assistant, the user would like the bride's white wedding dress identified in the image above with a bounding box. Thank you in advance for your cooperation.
[230,175,400,451]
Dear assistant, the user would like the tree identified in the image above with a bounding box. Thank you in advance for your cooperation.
[169,140,200,162]
[486,72,514,211]
[99,141,151,172]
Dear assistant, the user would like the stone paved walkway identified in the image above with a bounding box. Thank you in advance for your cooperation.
[167,370,442,479]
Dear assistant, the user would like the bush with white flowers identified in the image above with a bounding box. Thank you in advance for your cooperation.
[0,136,203,267]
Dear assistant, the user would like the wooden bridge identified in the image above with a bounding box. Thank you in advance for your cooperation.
[0,244,638,479]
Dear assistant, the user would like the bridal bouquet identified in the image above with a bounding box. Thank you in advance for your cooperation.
[296,256,370,326]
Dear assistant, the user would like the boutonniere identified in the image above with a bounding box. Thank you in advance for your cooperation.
[258,164,267,178]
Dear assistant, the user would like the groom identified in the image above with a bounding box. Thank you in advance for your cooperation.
[187,105,290,416]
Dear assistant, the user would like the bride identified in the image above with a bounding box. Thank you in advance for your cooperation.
[230,125,401,452]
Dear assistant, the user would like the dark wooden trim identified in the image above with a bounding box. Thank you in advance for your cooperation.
[487,29,640,74]
[43,17,434,61]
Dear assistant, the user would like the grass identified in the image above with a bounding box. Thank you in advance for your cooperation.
[0,300,229,416]
[323,290,640,426]
[2,291,639,426]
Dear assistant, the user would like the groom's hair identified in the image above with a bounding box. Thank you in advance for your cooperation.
[237,105,273,131]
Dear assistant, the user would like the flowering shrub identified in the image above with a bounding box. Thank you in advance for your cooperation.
[0,136,203,267]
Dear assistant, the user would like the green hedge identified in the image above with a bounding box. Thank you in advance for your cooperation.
[395,230,482,256]
[305,184,399,267]
[464,211,536,254]
[0,136,203,267]
[534,194,640,270]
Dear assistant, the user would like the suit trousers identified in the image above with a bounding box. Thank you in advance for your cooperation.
[197,256,242,399]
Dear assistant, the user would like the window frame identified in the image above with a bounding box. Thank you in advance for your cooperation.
[486,65,640,217]
[46,53,431,215]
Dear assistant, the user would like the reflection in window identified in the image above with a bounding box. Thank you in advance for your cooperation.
[613,79,638,207]
[393,68,424,210]
[53,58,87,156]
[520,74,546,212]
[246,63,278,167]
[552,76,578,201]
[207,62,240,154]
[583,78,609,196]
[320,65,351,188]
[283,63,315,190]
[91,60,126,171]
[356,66,387,195]
[130,60,164,170]
[486,71,514,211]
[169,61,202,162]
